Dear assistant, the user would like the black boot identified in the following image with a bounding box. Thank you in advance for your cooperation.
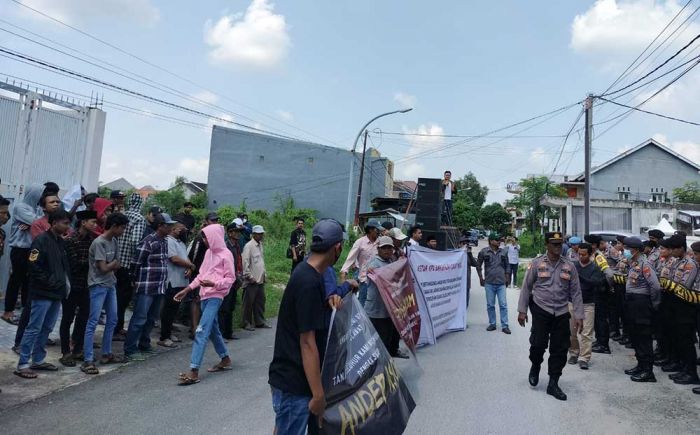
[624,365,643,376]
[693,386,700,395]
[529,365,540,387]
[672,373,700,385]
[661,362,683,372]
[653,357,669,367]
[669,371,686,381]
[546,376,567,401]
[631,367,656,383]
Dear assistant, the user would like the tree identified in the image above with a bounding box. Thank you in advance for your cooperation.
[452,172,488,229]
[146,186,186,215]
[480,202,512,235]
[673,181,700,204]
[507,176,565,235]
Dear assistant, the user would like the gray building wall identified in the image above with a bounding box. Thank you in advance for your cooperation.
[590,144,700,201]
[207,127,392,223]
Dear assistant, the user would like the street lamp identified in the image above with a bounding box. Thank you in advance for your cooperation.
[344,108,413,231]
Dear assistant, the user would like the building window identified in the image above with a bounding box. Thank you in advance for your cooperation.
[307,157,314,165]
[259,155,264,163]
[618,192,630,201]
[651,192,667,203]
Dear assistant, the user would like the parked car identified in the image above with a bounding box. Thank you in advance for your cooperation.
[461,229,480,246]
[589,230,648,243]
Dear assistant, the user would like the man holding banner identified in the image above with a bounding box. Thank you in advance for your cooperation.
[363,236,410,359]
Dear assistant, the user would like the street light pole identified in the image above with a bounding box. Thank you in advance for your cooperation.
[344,108,413,231]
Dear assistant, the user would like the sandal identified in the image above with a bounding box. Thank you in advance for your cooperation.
[14,369,38,379]
[1,316,19,326]
[30,362,58,371]
[100,354,126,365]
[178,376,200,386]
[81,363,100,375]
[207,363,233,373]
[59,355,76,367]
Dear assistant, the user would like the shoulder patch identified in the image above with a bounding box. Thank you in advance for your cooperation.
[28,249,39,262]
[684,263,694,271]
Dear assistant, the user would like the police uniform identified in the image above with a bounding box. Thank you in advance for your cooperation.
[608,236,627,341]
[622,237,661,382]
[584,234,614,353]
[656,247,679,367]
[690,242,700,395]
[646,229,665,270]
[518,232,583,401]
[658,235,699,384]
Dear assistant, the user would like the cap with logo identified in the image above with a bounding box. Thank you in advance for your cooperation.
[231,217,243,227]
[310,219,344,251]
[648,229,665,239]
[545,232,564,243]
[388,227,408,240]
[377,236,394,248]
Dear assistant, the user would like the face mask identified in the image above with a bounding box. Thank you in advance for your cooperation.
[623,249,633,260]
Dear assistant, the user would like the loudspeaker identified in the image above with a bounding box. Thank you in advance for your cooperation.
[420,228,461,251]
[414,217,440,230]
[414,202,441,217]
[417,178,441,192]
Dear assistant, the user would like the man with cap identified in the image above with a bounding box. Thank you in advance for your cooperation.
[477,233,511,334]
[231,217,248,250]
[584,234,614,354]
[109,190,126,214]
[658,234,699,385]
[125,212,176,361]
[268,219,346,434]
[363,235,410,359]
[566,237,581,262]
[59,209,97,366]
[689,241,700,395]
[388,227,408,259]
[647,229,665,268]
[609,235,631,345]
[655,237,680,370]
[220,222,244,340]
[621,236,662,382]
[518,232,583,401]
[340,220,383,306]
[241,224,269,331]
[114,192,147,339]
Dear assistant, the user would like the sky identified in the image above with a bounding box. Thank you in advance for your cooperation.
[2,0,700,204]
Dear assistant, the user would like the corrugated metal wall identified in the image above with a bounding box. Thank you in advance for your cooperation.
[0,95,21,182]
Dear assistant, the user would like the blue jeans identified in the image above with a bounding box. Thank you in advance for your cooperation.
[125,293,163,355]
[359,281,369,307]
[84,286,118,363]
[485,283,509,328]
[17,298,61,370]
[271,387,311,435]
[190,298,229,370]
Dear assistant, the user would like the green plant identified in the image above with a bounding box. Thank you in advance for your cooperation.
[518,231,545,258]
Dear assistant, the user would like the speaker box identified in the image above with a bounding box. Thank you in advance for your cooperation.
[414,217,440,230]
[420,228,461,251]
[414,202,441,217]
[417,178,441,193]
[416,190,441,204]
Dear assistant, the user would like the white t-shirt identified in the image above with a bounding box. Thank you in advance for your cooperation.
[409,238,419,247]
[507,244,520,264]
[444,181,453,201]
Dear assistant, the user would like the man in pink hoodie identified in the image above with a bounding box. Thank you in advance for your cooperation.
[174,224,235,385]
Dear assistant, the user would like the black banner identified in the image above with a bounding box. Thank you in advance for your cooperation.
[320,295,416,435]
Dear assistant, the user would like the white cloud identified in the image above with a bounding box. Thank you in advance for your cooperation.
[394,123,445,179]
[276,109,293,121]
[394,92,416,110]
[99,153,210,189]
[528,146,549,171]
[20,0,160,26]
[204,0,291,69]
[208,113,234,129]
[652,133,700,163]
[571,1,699,70]
[192,90,219,105]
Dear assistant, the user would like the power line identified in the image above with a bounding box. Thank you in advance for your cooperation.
[374,130,566,139]
[597,97,700,127]
[549,109,584,178]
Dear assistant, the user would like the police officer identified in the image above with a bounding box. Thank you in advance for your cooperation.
[608,235,628,344]
[584,234,614,354]
[646,229,664,268]
[659,234,699,385]
[690,241,700,395]
[518,232,583,401]
[656,237,680,371]
[621,237,661,382]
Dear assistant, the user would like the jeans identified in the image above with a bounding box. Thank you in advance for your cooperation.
[84,286,118,363]
[358,281,369,307]
[271,387,315,435]
[17,298,61,370]
[125,293,163,355]
[484,283,508,328]
[190,297,229,369]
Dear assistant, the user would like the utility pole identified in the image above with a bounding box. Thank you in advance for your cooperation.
[354,130,369,226]
[584,94,593,234]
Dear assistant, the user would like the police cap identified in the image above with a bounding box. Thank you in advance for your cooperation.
[584,234,602,244]
[623,236,643,249]
[545,232,564,243]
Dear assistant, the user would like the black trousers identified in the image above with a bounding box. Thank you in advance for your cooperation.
[528,302,571,377]
[661,293,680,363]
[625,294,653,369]
[669,297,699,377]
[610,282,629,335]
[160,285,183,341]
[5,247,30,313]
[218,286,238,339]
[59,290,90,355]
[594,290,612,348]
[115,267,133,332]
[371,317,400,356]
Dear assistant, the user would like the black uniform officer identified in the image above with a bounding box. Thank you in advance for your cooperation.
[518,232,583,401]
[584,234,614,354]
[690,241,700,396]
[610,235,631,345]
[659,234,699,385]
[621,237,661,382]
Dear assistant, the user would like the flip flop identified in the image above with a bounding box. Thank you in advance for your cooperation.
[14,369,38,379]
[1,316,19,326]
[178,376,200,386]
[30,362,58,371]
[207,364,233,373]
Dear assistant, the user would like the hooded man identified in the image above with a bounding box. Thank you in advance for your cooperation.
[114,193,147,338]
[2,184,43,324]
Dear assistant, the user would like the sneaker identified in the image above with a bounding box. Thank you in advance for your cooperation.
[579,361,589,370]
[126,352,146,362]
[486,325,497,331]
[502,327,511,335]
[568,356,578,365]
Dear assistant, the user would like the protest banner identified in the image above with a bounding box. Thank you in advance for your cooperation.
[321,295,416,435]
[367,257,421,355]
[407,247,467,346]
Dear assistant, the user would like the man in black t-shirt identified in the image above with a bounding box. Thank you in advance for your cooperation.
[269,219,344,435]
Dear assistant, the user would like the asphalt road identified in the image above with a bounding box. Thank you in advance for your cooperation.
[1,246,699,434]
